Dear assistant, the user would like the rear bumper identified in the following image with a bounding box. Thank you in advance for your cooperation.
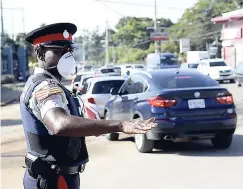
[146,117,237,140]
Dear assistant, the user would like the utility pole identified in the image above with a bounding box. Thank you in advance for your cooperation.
[1,0,4,48]
[154,0,160,54]
[105,19,109,65]
[82,36,86,72]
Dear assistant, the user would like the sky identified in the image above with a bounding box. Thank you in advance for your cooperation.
[2,0,198,38]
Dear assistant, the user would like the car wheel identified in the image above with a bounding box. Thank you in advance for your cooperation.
[104,111,119,141]
[236,78,242,87]
[135,134,154,153]
[211,133,233,149]
[230,79,235,83]
[106,133,119,141]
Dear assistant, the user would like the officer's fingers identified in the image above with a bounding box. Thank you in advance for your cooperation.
[129,128,147,134]
[133,123,155,130]
[145,117,155,123]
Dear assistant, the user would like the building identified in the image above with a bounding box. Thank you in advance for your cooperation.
[211,9,243,68]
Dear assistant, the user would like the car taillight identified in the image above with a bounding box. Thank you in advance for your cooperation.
[216,94,234,104]
[147,96,176,107]
[88,97,96,104]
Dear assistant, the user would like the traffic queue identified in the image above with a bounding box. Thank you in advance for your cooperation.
[72,57,239,153]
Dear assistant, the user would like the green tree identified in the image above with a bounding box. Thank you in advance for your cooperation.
[166,0,239,53]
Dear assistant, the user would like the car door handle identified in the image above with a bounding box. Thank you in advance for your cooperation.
[134,97,138,101]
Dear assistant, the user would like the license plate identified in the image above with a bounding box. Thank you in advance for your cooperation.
[188,99,205,109]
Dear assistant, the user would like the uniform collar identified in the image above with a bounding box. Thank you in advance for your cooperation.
[34,67,59,82]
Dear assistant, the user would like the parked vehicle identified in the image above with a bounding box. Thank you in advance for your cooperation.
[129,64,145,74]
[197,58,235,83]
[186,51,209,63]
[120,64,133,76]
[95,67,120,76]
[80,76,125,118]
[146,53,180,71]
[112,66,122,75]
[180,62,199,69]
[234,62,243,87]
[104,69,237,153]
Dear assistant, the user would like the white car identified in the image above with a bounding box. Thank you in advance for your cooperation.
[180,62,199,69]
[80,76,126,118]
[95,67,120,76]
[197,59,235,83]
[129,64,145,74]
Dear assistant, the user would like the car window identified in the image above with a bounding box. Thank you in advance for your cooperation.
[82,82,90,94]
[135,65,144,69]
[153,74,219,89]
[100,68,115,73]
[132,76,148,93]
[74,75,82,82]
[209,61,227,67]
[92,80,125,94]
[160,56,179,65]
[188,64,199,68]
[126,66,131,68]
[119,78,134,95]
[82,76,93,85]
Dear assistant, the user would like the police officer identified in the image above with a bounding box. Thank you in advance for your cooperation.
[20,22,157,189]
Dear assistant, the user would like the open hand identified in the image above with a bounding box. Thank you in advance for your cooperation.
[121,117,157,134]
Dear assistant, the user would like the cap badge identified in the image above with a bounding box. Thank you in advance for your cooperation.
[63,30,69,39]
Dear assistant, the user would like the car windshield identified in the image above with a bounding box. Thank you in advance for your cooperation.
[82,77,93,84]
[188,64,199,68]
[92,80,125,94]
[114,67,121,71]
[100,68,115,73]
[135,65,144,69]
[209,61,227,67]
[153,74,219,89]
[160,56,179,65]
[74,75,82,82]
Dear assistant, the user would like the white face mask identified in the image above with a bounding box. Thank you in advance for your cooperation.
[57,52,76,78]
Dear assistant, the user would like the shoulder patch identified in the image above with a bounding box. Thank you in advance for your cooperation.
[34,86,63,101]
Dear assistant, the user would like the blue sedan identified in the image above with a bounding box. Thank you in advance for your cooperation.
[104,69,237,153]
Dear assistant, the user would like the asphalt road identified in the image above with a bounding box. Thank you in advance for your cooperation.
[1,82,243,189]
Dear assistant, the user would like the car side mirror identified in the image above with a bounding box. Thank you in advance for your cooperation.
[110,88,119,95]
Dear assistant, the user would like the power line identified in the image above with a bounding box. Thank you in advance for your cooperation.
[99,1,125,17]
[95,0,189,10]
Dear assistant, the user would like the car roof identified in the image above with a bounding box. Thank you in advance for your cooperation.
[134,68,204,79]
[86,76,125,83]
[82,74,94,79]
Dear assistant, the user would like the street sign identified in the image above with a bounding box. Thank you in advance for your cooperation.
[151,32,169,41]
[180,38,190,53]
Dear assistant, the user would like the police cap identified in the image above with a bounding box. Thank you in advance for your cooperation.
[25,23,77,48]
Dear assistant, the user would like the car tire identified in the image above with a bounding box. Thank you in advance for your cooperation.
[236,78,242,87]
[211,133,233,149]
[106,133,119,141]
[104,111,119,141]
[135,134,154,153]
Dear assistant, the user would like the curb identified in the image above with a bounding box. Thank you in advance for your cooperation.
[1,97,20,107]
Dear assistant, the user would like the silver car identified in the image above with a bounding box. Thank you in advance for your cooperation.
[80,76,125,118]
